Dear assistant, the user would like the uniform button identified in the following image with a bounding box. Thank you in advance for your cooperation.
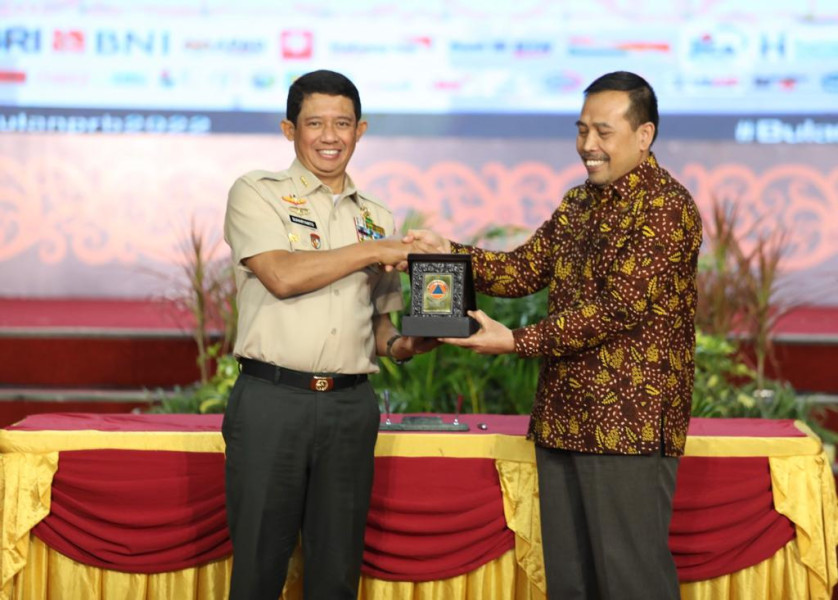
[334,289,340,296]
[331,328,337,335]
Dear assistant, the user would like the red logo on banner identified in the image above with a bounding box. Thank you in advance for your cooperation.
[280,30,313,59]
[53,30,85,52]
[0,71,26,83]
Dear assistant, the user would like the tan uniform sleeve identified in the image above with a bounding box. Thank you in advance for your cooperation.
[372,271,404,316]
[224,176,290,269]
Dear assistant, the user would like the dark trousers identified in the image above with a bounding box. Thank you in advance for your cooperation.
[536,445,680,600]
[222,373,380,600]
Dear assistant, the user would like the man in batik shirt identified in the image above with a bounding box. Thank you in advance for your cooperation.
[410,71,702,599]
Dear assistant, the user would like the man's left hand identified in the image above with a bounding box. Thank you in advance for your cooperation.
[399,335,441,357]
[440,310,515,355]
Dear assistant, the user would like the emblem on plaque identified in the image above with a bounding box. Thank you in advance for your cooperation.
[422,275,452,314]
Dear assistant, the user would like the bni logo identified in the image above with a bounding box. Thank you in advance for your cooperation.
[0,70,26,84]
[95,29,170,56]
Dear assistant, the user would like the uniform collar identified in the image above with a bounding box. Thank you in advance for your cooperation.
[585,152,660,202]
[288,158,360,205]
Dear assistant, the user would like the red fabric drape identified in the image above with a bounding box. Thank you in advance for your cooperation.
[29,433,795,581]
[364,457,515,581]
[670,456,795,581]
[31,451,516,579]
[32,449,231,573]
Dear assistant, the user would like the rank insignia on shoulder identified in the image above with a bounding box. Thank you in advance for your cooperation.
[310,233,321,249]
[282,194,306,205]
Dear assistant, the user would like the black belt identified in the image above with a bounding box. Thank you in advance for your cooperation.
[238,357,367,392]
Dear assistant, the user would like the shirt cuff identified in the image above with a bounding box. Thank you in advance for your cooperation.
[450,241,470,255]
[513,324,544,358]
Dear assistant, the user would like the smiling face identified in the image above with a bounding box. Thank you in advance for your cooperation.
[280,92,367,194]
[576,90,654,187]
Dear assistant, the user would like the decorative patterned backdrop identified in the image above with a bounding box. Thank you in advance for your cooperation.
[0,134,836,302]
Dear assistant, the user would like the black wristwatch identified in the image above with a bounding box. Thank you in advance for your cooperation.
[386,333,412,365]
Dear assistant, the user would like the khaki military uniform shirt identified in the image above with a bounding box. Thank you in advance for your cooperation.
[453,154,702,457]
[224,159,403,374]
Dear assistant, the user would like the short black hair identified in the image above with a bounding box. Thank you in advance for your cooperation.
[584,71,659,144]
[286,70,362,125]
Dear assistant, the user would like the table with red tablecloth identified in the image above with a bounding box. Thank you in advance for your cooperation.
[1,413,836,600]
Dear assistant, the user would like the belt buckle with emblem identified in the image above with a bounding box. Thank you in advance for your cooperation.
[311,376,334,392]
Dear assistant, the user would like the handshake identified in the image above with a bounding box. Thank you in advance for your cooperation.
[373,229,452,272]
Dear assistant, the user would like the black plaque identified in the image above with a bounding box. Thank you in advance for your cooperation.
[401,253,479,338]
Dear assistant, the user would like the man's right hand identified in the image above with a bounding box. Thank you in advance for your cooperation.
[373,238,427,270]
[404,229,452,254]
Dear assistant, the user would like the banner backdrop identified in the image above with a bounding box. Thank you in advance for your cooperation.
[1,0,837,303]
[0,133,836,303]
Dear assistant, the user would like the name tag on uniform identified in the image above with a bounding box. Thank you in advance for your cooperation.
[290,215,317,229]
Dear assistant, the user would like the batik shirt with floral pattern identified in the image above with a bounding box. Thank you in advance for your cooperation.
[452,154,702,456]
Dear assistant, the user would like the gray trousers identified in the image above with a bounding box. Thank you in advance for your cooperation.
[222,374,380,600]
[536,445,680,600]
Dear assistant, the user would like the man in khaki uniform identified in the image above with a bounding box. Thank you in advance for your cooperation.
[223,70,434,600]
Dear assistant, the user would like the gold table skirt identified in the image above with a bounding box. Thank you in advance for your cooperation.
[1,416,836,600]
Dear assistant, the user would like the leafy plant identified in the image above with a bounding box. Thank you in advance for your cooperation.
[740,229,790,390]
[691,331,754,417]
[174,219,238,383]
[691,330,837,443]
[148,347,237,414]
[696,197,796,390]
[696,201,748,336]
